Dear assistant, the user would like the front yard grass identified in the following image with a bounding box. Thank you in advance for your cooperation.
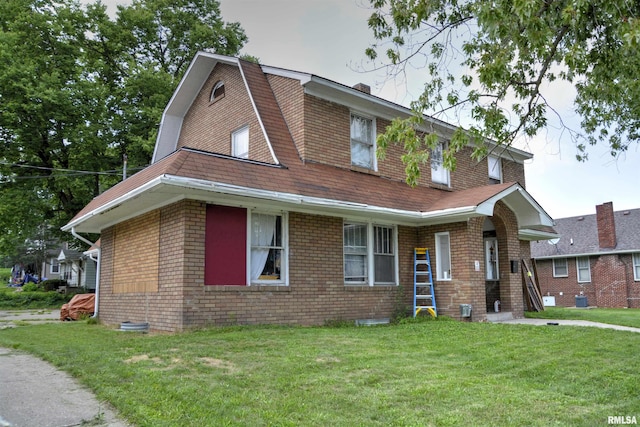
[526,306,640,329]
[1,319,638,426]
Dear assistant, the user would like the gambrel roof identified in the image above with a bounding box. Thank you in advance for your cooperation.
[64,52,555,240]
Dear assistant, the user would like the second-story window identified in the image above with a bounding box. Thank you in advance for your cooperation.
[232,126,249,159]
[488,155,502,184]
[431,142,449,185]
[350,113,375,169]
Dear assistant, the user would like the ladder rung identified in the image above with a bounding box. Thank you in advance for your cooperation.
[415,295,433,299]
[416,283,432,287]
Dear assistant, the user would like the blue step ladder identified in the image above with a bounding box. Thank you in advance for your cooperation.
[413,248,437,317]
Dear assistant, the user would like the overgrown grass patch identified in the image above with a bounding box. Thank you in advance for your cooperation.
[526,307,640,329]
[0,286,71,309]
[0,321,638,426]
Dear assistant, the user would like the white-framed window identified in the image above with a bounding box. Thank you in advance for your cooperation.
[373,225,396,284]
[344,222,397,285]
[232,126,249,159]
[553,258,568,277]
[249,211,287,285]
[50,258,59,274]
[576,257,591,283]
[210,80,225,103]
[350,112,376,169]
[435,232,451,280]
[431,142,449,185]
[488,155,502,184]
[633,253,640,281]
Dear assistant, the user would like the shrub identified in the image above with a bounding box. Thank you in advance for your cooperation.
[41,279,68,292]
[21,283,42,292]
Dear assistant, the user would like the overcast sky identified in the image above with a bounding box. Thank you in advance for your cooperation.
[100,0,640,219]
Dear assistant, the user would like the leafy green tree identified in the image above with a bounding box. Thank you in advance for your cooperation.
[366,0,640,185]
[0,0,246,252]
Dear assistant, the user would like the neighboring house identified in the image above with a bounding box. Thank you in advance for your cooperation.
[57,247,82,287]
[531,202,640,308]
[63,52,557,332]
[41,249,61,281]
[51,243,98,290]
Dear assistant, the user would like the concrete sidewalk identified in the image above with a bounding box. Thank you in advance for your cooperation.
[0,309,61,326]
[493,317,640,333]
[0,347,130,427]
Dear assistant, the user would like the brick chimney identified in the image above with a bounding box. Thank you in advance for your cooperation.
[353,83,371,94]
[596,202,617,249]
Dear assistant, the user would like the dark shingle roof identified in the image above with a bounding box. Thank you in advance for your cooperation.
[531,208,640,258]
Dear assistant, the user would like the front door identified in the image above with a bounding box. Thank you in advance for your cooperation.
[484,237,500,312]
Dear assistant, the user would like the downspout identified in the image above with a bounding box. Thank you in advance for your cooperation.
[71,227,100,318]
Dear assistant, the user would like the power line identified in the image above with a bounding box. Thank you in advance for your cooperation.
[0,161,146,179]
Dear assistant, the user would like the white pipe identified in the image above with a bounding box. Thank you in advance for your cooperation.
[88,249,100,318]
[71,227,100,318]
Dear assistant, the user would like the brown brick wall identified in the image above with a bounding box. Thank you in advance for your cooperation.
[415,201,527,321]
[97,200,205,331]
[537,253,639,308]
[97,202,529,330]
[178,63,273,163]
[287,92,526,189]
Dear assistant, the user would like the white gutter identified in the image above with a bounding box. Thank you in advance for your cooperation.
[71,227,100,318]
[87,249,100,319]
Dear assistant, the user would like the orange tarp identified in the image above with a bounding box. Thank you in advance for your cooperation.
[60,294,95,321]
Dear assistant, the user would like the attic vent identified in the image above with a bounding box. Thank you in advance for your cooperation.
[353,83,371,94]
[623,211,630,215]
[577,217,584,221]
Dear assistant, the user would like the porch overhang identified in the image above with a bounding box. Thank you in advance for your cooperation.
[63,175,556,241]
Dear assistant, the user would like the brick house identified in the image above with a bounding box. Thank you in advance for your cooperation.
[531,202,640,308]
[63,52,557,332]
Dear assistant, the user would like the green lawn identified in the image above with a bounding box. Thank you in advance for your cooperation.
[1,318,638,426]
[526,306,640,328]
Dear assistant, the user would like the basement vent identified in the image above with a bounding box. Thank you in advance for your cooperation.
[355,318,390,326]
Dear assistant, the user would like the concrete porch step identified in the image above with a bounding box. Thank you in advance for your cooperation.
[487,312,514,322]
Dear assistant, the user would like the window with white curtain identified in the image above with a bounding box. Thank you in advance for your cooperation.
[576,257,591,283]
[350,113,375,169]
[344,222,397,285]
[633,253,640,281]
[435,232,451,280]
[431,142,449,185]
[250,212,285,284]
